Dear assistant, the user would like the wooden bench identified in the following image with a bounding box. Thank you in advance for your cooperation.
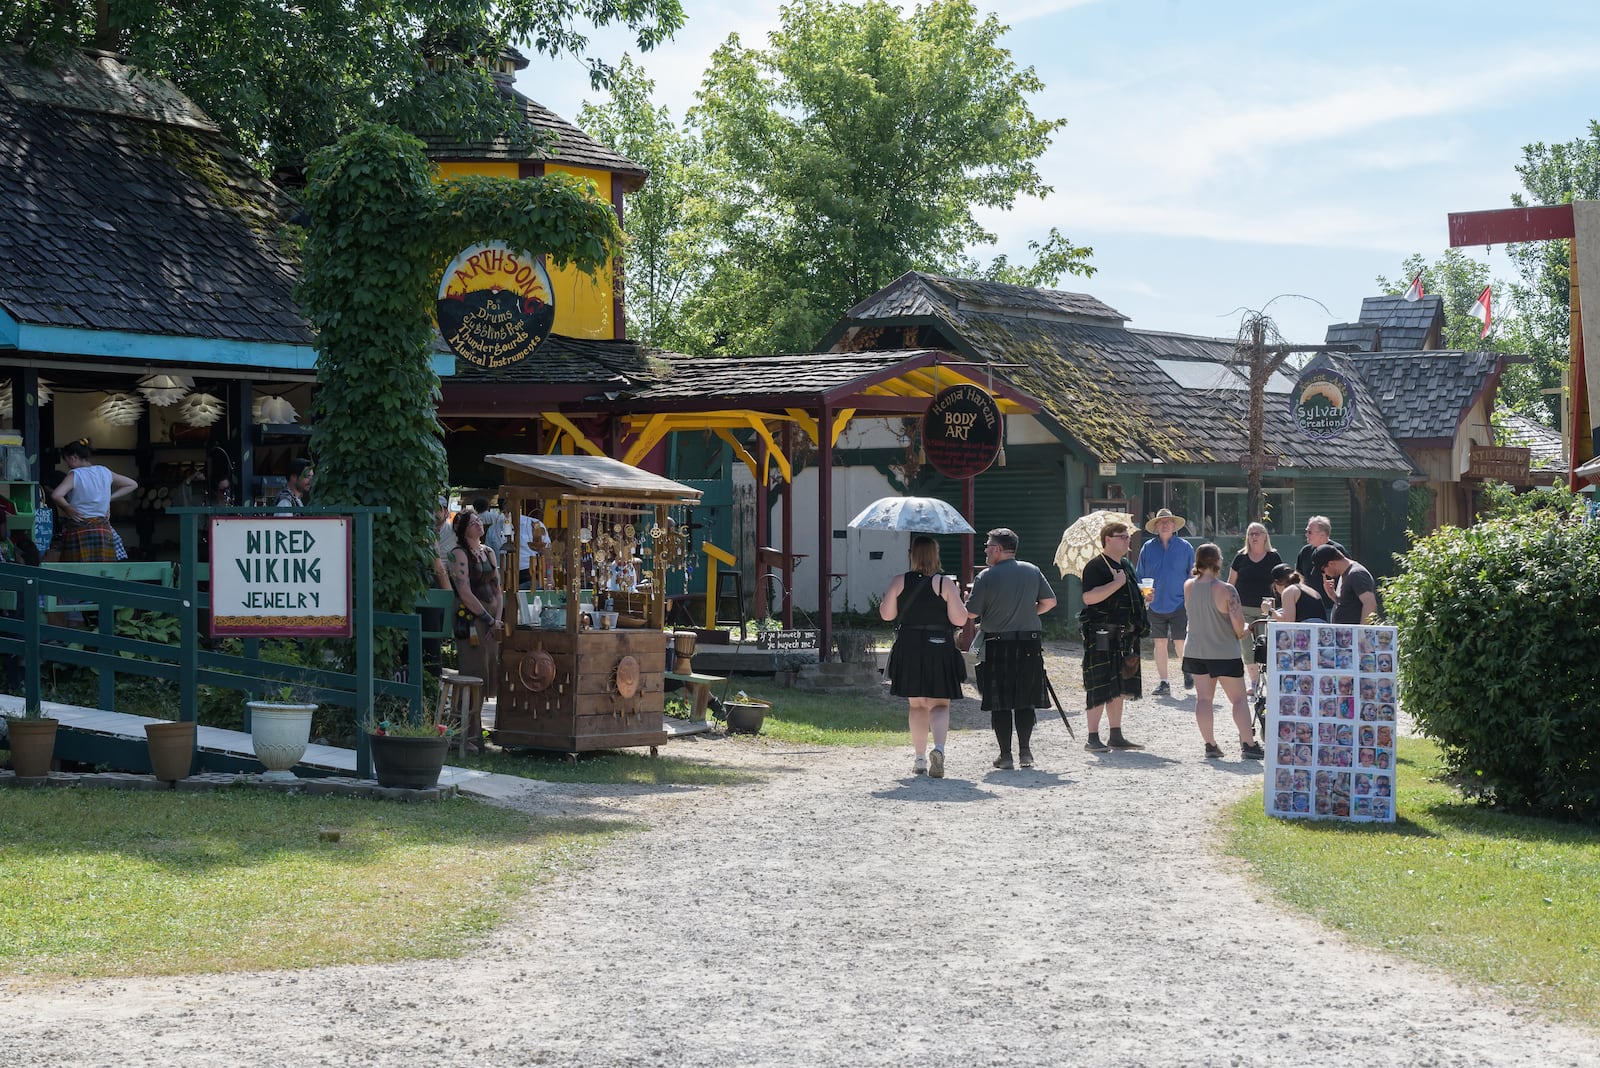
[664,669,727,719]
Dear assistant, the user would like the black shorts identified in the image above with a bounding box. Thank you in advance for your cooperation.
[1182,655,1244,679]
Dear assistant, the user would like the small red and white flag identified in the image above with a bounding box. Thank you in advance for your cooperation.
[1402,274,1424,302]
[1470,285,1492,338]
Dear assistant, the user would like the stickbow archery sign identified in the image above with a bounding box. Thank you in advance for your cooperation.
[924,384,1002,479]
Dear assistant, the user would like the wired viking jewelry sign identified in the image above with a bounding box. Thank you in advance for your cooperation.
[210,516,353,637]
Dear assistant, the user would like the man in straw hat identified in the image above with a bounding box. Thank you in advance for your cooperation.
[1136,507,1195,696]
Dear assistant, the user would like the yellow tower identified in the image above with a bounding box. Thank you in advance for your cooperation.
[423,50,647,341]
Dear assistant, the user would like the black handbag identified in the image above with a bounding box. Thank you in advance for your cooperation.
[453,602,474,640]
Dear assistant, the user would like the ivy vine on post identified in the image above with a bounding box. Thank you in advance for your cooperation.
[299,123,621,675]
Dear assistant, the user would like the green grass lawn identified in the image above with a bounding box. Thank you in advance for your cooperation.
[713,684,910,746]
[1226,737,1600,1027]
[0,788,623,982]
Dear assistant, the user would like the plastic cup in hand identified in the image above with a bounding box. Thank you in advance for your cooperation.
[1139,578,1155,603]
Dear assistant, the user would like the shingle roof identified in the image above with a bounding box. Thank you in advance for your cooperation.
[831,274,1413,473]
[1341,350,1502,440]
[446,335,670,389]
[1496,409,1566,471]
[847,271,1127,325]
[419,88,647,189]
[627,350,938,404]
[0,49,311,347]
[1324,322,1379,352]
[1333,294,1444,351]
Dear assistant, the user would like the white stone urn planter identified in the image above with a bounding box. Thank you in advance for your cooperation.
[248,701,316,781]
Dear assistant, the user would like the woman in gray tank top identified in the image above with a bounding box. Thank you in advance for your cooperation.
[1182,543,1263,760]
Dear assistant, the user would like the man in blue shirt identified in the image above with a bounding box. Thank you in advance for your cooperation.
[1136,508,1195,696]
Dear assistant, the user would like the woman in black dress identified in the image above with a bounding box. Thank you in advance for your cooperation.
[1265,563,1327,622]
[1228,522,1282,685]
[879,535,968,777]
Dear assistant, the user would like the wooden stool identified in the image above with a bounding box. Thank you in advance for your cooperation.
[437,673,484,759]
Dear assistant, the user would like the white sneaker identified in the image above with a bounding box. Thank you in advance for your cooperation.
[913,755,928,775]
[928,750,945,778]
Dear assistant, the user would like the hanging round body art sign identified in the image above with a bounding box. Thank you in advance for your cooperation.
[924,384,1002,479]
[437,242,554,369]
[1290,368,1357,440]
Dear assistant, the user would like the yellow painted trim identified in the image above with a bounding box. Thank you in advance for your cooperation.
[831,408,855,447]
[785,409,819,442]
[541,411,607,458]
[622,413,671,466]
[702,542,736,566]
[713,427,760,480]
[744,416,792,483]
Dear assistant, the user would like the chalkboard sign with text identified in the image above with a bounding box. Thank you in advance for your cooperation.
[923,384,1002,479]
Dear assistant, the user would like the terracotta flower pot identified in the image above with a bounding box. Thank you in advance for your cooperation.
[7,717,59,778]
[145,720,196,782]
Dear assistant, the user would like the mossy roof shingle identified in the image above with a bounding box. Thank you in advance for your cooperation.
[832,273,1413,473]
[0,48,311,347]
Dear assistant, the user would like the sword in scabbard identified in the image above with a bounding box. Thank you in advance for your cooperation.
[1038,654,1074,737]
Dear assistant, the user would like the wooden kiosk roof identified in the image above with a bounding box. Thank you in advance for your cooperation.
[486,454,703,504]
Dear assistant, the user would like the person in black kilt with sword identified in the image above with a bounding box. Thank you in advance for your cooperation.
[1078,520,1149,753]
[965,528,1057,770]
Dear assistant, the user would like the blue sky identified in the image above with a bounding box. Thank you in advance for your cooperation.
[523,0,1600,347]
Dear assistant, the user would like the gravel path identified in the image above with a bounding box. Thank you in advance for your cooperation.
[6,644,1597,1067]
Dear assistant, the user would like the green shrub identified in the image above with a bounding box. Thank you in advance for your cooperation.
[1385,497,1600,819]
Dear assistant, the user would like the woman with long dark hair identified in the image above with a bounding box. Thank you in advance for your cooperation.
[449,506,503,752]
[1264,563,1327,623]
[879,535,968,777]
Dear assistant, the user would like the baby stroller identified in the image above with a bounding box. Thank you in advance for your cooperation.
[1248,616,1271,741]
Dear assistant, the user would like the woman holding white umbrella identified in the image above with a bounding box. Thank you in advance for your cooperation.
[879,535,969,777]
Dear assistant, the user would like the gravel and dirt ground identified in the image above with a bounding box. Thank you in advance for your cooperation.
[5,642,1597,1066]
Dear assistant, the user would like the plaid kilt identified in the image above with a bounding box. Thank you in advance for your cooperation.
[52,517,117,562]
[976,636,1045,711]
[1084,642,1141,708]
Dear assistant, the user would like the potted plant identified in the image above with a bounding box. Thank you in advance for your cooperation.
[144,717,196,782]
[723,691,770,735]
[5,702,59,778]
[248,679,319,782]
[364,697,453,789]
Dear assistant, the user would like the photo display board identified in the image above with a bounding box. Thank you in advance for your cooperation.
[1264,621,1398,823]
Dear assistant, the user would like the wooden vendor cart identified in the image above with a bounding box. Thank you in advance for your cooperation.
[487,454,703,755]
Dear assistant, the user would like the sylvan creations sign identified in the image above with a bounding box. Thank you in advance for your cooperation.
[436,242,554,369]
[1290,368,1357,440]
[924,384,1002,479]
[210,517,352,637]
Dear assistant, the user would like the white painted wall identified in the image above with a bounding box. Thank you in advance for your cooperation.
[741,411,1058,613]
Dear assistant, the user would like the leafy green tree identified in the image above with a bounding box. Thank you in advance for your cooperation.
[1505,121,1600,420]
[683,0,1089,355]
[578,55,711,354]
[300,124,619,675]
[3,0,684,173]
[1376,250,1548,420]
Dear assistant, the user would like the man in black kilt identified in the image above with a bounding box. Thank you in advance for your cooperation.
[965,528,1057,770]
[1078,520,1149,753]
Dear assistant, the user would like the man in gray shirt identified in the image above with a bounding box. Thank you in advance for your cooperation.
[966,528,1058,770]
